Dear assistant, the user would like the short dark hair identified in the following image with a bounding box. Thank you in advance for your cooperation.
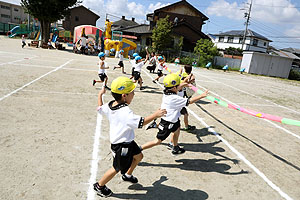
[111,92,123,101]
[184,65,192,74]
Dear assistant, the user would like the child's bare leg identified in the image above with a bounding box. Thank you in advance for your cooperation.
[141,139,162,150]
[122,67,125,73]
[98,167,118,186]
[104,77,108,86]
[126,153,143,175]
[139,78,142,88]
[172,128,180,146]
[184,113,189,128]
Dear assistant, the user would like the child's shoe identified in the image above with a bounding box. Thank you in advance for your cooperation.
[121,174,138,183]
[92,80,96,86]
[152,80,156,83]
[172,145,185,155]
[167,142,173,150]
[104,85,111,90]
[93,183,112,197]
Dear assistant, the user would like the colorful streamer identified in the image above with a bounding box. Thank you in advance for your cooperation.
[189,84,300,127]
[163,65,172,73]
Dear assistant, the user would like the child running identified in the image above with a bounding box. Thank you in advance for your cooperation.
[93,52,110,89]
[93,76,166,197]
[133,54,149,90]
[113,50,126,74]
[153,55,165,83]
[142,73,208,155]
[129,53,139,80]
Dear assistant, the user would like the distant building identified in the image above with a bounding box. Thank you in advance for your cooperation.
[111,16,138,30]
[62,5,100,35]
[0,1,29,24]
[212,29,272,53]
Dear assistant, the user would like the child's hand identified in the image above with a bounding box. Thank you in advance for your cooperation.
[202,90,209,97]
[155,109,167,118]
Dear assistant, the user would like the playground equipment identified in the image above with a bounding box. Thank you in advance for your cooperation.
[7,24,36,38]
[73,25,102,45]
[104,20,137,58]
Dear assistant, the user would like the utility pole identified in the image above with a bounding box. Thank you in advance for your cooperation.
[241,0,252,51]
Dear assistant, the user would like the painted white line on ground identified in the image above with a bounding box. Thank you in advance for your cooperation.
[187,108,293,200]
[142,68,293,200]
[11,63,56,69]
[0,59,73,102]
[0,56,37,66]
[194,77,300,141]
[86,111,103,200]
[194,72,300,115]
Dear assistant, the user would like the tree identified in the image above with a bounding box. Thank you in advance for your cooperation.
[194,39,219,64]
[224,47,243,56]
[21,0,79,43]
[151,16,172,52]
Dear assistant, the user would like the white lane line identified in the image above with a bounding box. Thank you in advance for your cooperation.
[0,59,73,102]
[194,72,300,115]
[86,107,103,200]
[142,68,293,200]
[21,89,97,96]
[187,108,293,200]
[0,56,37,66]
[194,81,300,141]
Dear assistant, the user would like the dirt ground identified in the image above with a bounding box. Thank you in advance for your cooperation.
[0,36,299,200]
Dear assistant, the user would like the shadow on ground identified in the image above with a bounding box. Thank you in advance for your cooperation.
[112,176,208,200]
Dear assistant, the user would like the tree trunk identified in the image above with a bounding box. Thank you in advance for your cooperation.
[41,20,50,44]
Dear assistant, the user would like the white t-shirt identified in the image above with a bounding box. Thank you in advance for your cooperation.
[98,101,143,144]
[158,62,165,71]
[161,93,189,123]
[175,58,180,63]
[119,54,124,62]
[80,37,87,46]
[98,60,106,74]
[149,57,156,65]
[134,61,145,72]
[130,60,135,68]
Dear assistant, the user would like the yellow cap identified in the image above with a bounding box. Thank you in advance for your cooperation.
[163,73,181,88]
[111,77,136,94]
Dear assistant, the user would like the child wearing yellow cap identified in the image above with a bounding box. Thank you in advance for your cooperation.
[93,77,166,197]
[142,73,208,155]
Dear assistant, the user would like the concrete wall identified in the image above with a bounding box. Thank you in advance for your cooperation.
[0,1,28,24]
[214,56,241,69]
[241,52,293,78]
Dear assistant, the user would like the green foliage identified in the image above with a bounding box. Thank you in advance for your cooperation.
[151,16,173,52]
[173,36,183,55]
[194,39,219,63]
[224,47,243,56]
[21,0,79,42]
[288,69,300,81]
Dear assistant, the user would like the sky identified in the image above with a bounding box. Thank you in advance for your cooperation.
[5,0,300,49]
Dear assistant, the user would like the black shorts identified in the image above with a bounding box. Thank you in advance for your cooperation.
[98,73,107,81]
[133,71,141,80]
[131,67,135,76]
[156,119,180,141]
[111,141,142,174]
[157,69,163,77]
[180,107,188,115]
[118,61,124,67]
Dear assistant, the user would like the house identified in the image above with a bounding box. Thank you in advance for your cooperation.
[146,0,209,51]
[113,0,209,52]
[0,1,29,25]
[212,29,272,53]
[111,16,139,30]
[62,6,100,35]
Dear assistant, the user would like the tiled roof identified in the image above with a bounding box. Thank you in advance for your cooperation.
[213,29,272,42]
[114,24,152,34]
[111,19,139,29]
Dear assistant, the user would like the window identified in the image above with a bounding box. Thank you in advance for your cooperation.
[227,37,234,43]
[75,16,79,21]
[1,5,10,10]
[239,37,243,43]
[1,14,10,18]
[14,17,20,20]
[218,37,224,42]
[253,39,258,46]
[14,8,18,12]
[264,42,266,46]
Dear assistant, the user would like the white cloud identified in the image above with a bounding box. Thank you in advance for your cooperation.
[206,0,300,24]
[285,26,300,39]
[147,2,171,13]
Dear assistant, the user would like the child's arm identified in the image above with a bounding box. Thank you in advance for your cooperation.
[100,61,109,69]
[189,90,209,104]
[143,109,167,126]
[98,87,106,106]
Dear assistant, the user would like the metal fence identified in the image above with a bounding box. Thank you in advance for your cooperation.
[214,56,242,69]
